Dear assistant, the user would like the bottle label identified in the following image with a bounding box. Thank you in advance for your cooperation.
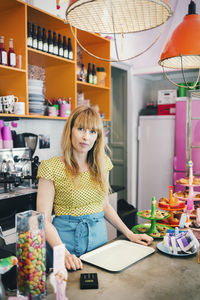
[68,51,73,60]
[1,51,7,65]
[53,46,58,55]
[37,41,43,50]
[93,75,97,85]
[89,74,93,84]
[63,49,68,58]
[49,44,54,53]
[27,37,33,47]
[32,39,37,49]
[10,53,16,67]
[59,48,63,57]
[43,43,48,52]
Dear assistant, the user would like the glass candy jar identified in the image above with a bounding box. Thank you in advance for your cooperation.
[16,210,46,299]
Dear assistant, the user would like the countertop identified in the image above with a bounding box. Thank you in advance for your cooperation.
[0,186,37,201]
[46,239,200,300]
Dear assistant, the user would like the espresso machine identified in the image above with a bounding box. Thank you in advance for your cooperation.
[0,148,32,192]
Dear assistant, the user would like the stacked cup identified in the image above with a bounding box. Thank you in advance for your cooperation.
[2,125,13,149]
[28,79,45,115]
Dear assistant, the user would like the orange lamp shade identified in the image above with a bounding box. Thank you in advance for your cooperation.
[159,14,200,69]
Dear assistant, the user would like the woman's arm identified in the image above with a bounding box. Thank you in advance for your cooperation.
[37,178,82,270]
[103,198,153,246]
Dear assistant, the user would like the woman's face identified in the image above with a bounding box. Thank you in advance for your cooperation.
[71,126,98,154]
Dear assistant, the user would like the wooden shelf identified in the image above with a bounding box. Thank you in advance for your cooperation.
[0,0,111,121]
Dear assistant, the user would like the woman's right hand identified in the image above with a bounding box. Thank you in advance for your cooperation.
[65,250,83,271]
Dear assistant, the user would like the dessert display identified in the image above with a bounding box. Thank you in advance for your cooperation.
[157,185,186,227]
[132,197,170,239]
[176,176,200,185]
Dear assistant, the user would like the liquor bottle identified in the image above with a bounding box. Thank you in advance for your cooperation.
[92,63,97,84]
[42,28,48,52]
[63,36,68,59]
[87,63,93,84]
[58,33,63,57]
[48,30,54,54]
[53,32,58,55]
[27,21,32,47]
[37,25,43,51]
[79,64,86,82]
[68,37,73,60]
[8,38,16,67]
[0,36,7,66]
[32,24,37,49]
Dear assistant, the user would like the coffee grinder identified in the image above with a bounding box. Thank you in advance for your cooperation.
[23,133,40,186]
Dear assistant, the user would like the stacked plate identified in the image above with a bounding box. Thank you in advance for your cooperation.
[28,79,45,115]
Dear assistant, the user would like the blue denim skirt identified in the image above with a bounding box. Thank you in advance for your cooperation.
[46,211,107,268]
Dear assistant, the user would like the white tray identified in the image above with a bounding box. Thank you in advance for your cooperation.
[80,240,155,273]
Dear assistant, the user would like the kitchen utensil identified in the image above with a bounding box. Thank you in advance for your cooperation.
[23,133,38,157]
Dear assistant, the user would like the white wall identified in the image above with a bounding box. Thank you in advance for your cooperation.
[10,118,66,161]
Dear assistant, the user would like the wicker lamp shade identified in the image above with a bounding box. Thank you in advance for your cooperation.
[66,0,172,34]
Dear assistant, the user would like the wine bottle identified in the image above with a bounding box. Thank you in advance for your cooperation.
[0,36,7,66]
[63,36,68,59]
[8,38,16,67]
[32,24,37,49]
[48,30,54,54]
[58,33,63,57]
[92,63,97,84]
[42,28,48,52]
[68,37,73,60]
[37,25,43,51]
[27,21,32,47]
[53,32,58,55]
[87,63,93,84]
[79,64,86,82]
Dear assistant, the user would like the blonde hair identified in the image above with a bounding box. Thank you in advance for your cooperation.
[61,105,110,193]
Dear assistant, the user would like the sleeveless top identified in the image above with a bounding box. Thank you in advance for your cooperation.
[37,155,113,216]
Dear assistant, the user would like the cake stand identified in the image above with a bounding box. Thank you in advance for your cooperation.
[132,197,170,238]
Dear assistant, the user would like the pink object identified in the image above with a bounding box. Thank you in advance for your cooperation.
[59,103,71,117]
[0,120,4,129]
[2,126,12,140]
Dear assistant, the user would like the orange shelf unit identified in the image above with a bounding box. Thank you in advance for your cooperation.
[0,0,111,121]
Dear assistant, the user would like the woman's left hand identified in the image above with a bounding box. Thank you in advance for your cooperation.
[127,230,153,246]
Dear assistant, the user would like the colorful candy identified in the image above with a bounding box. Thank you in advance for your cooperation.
[16,229,46,299]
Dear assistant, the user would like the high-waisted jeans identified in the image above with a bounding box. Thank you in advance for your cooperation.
[46,211,107,268]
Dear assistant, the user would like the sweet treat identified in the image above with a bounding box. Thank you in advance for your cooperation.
[195,194,200,199]
[169,200,185,209]
[176,176,200,185]
[138,227,148,233]
[170,218,180,226]
[16,229,46,297]
[158,197,169,209]
[150,232,161,238]
[140,209,168,219]
[175,190,189,198]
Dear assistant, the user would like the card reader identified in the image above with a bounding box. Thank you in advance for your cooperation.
[80,273,98,289]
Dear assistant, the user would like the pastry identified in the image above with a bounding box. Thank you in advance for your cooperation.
[137,227,148,233]
[176,176,200,185]
[175,190,189,198]
[158,197,169,209]
[150,232,160,238]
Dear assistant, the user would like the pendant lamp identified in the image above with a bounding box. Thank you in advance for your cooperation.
[159,0,200,89]
[66,0,172,62]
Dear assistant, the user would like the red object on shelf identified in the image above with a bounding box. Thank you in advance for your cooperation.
[158,104,176,115]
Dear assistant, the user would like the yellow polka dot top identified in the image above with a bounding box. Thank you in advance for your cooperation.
[37,155,113,216]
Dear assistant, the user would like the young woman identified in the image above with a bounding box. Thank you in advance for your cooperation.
[37,105,153,271]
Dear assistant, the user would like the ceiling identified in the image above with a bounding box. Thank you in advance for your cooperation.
[109,0,200,71]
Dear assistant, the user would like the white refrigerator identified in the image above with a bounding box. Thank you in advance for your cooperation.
[137,116,175,221]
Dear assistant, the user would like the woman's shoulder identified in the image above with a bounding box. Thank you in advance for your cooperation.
[37,156,63,180]
[105,154,113,171]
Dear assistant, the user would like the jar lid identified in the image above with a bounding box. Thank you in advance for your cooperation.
[97,67,105,72]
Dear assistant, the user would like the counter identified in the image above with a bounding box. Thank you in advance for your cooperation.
[46,239,200,300]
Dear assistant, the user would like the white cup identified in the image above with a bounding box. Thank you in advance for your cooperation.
[2,95,18,113]
[14,102,25,115]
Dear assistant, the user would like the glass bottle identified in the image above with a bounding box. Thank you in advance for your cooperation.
[79,63,86,82]
[58,33,63,57]
[42,28,48,53]
[87,63,93,84]
[16,210,46,299]
[27,21,32,48]
[48,30,54,54]
[53,32,58,55]
[8,38,16,67]
[92,63,97,84]
[37,25,43,51]
[0,36,7,66]
[32,23,37,49]
[68,37,73,60]
[63,35,68,59]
